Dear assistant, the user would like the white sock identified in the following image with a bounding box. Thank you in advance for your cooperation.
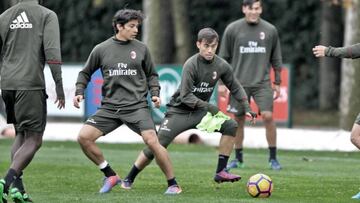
[98,160,108,169]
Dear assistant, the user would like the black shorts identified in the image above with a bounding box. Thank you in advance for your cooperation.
[228,82,273,116]
[2,90,47,132]
[143,109,237,159]
[85,107,156,135]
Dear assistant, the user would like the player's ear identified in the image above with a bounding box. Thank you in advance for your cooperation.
[196,41,201,49]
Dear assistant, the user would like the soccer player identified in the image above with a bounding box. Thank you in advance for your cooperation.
[120,28,257,190]
[73,9,180,195]
[312,43,360,199]
[219,0,283,170]
[0,0,65,202]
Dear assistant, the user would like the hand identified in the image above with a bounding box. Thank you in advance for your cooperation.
[55,84,65,109]
[273,84,280,100]
[207,104,219,115]
[245,111,257,125]
[312,45,327,57]
[73,95,84,109]
[55,98,65,109]
[218,84,229,98]
[151,96,161,108]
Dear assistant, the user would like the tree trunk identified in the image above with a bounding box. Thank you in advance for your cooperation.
[319,1,343,110]
[142,0,174,64]
[171,0,191,64]
[339,0,360,130]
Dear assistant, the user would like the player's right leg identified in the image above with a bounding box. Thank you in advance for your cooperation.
[77,112,122,193]
[0,179,7,203]
[141,129,182,194]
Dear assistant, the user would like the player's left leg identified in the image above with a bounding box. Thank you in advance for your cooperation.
[121,151,152,190]
[254,84,281,170]
[261,111,281,170]
[350,114,360,149]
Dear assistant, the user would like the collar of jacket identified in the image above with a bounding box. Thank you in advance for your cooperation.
[18,0,38,3]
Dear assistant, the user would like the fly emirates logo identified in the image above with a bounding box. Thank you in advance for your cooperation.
[109,63,137,76]
[192,82,214,93]
[240,41,266,54]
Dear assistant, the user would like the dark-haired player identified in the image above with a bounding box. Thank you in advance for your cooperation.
[120,28,256,191]
[73,9,180,195]
[0,0,65,202]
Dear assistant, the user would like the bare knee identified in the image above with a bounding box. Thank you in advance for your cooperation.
[261,112,274,124]
[77,125,102,146]
[142,130,159,149]
[27,132,43,150]
[77,133,92,147]
[351,131,360,145]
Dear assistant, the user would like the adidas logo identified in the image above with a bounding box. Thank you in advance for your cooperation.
[9,11,33,29]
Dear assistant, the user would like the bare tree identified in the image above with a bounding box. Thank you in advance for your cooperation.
[318,1,343,110]
[339,0,360,130]
[171,0,191,64]
[142,0,174,64]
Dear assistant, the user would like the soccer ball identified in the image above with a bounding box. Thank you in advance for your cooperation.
[246,173,273,198]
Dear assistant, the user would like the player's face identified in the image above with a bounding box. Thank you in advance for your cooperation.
[117,19,140,41]
[197,39,218,61]
[242,2,262,23]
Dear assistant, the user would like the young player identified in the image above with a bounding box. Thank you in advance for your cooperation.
[0,0,65,202]
[312,43,360,199]
[73,9,180,195]
[120,28,256,191]
[219,0,283,170]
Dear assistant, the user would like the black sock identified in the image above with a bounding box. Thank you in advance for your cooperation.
[12,171,25,193]
[100,164,116,177]
[216,154,229,173]
[235,148,243,163]
[269,147,277,160]
[4,168,18,193]
[167,177,177,187]
[125,165,141,183]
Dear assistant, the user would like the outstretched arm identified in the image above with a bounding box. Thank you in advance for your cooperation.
[313,43,360,59]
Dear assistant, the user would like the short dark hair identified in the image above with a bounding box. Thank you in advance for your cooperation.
[112,9,144,33]
[243,0,261,7]
[197,28,219,43]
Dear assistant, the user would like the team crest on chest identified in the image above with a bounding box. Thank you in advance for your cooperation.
[259,32,265,40]
[212,71,217,80]
[130,51,137,59]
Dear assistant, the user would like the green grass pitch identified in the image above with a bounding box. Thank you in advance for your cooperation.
[0,139,359,203]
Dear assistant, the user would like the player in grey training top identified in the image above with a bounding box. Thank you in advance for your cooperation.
[73,9,181,195]
[219,0,283,170]
[120,28,257,190]
[0,0,65,202]
[313,43,360,199]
